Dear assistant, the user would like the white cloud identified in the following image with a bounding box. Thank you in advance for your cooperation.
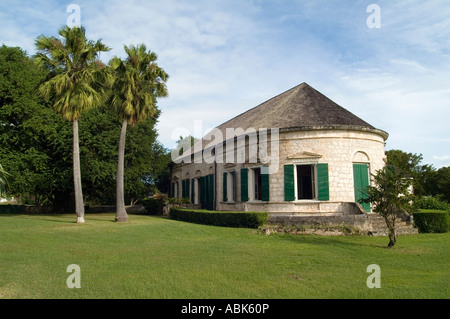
[0,0,449,169]
[434,155,450,161]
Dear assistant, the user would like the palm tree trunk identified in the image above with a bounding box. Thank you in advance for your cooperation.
[115,119,128,222]
[73,119,85,223]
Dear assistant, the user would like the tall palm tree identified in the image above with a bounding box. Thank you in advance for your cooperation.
[109,44,168,222]
[35,26,110,223]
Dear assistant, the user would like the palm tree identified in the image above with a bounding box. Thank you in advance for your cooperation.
[35,26,110,223]
[109,44,168,222]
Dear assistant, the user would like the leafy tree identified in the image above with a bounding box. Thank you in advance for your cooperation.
[123,117,171,204]
[386,150,429,195]
[386,150,449,201]
[435,166,450,202]
[0,45,68,206]
[361,167,414,248]
[1,44,171,209]
[386,150,423,175]
[78,105,120,205]
[109,44,168,222]
[34,26,110,223]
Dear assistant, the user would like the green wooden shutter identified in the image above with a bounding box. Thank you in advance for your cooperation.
[353,164,371,212]
[317,163,330,201]
[240,168,248,202]
[261,167,270,202]
[223,172,228,202]
[284,165,295,201]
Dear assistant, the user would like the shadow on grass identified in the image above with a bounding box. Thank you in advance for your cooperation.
[268,232,390,250]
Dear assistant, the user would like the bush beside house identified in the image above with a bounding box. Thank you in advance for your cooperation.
[169,207,268,229]
[413,210,450,233]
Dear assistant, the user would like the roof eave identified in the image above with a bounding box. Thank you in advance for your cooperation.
[280,125,389,140]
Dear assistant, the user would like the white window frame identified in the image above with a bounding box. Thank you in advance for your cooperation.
[248,166,266,202]
[293,163,318,202]
[226,171,236,203]
[193,178,199,204]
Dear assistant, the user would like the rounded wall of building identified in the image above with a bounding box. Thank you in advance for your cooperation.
[273,128,387,205]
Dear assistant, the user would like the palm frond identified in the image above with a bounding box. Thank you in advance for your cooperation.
[35,26,111,121]
[109,44,168,125]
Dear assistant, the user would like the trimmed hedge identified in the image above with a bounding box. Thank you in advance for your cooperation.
[169,207,268,229]
[0,205,26,214]
[413,210,450,233]
[414,196,449,211]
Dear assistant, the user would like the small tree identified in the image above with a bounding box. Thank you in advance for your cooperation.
[361,166,414,248]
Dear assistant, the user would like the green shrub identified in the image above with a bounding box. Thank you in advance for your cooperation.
[169,207,268,229]
[167,197,191,205]
[414,196,449,211]
[0,205,26,214]
[141,197,165,215]
[413,210,450,233]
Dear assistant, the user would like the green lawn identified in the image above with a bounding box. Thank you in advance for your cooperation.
[0,214,448,299]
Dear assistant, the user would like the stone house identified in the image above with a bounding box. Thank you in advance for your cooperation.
[170,82,389,216]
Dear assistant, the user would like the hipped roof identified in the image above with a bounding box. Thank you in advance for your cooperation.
[217,82,380,132]
[178,82,388,160]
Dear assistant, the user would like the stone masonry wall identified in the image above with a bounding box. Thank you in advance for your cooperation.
[171,128,387,214]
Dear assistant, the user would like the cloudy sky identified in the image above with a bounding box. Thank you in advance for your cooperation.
[1,0,449,168]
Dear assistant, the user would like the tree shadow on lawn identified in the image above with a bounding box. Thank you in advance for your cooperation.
[10,214,116,224]
[271,232,389,250]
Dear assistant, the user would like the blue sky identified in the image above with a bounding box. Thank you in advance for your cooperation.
[1,0,449,168]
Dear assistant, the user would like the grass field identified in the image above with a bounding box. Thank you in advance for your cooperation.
[0,213,449,299]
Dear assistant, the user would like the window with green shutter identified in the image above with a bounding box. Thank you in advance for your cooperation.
[297,165,315,199]
[284,164,329,201]
[223,172,228,202]
[284,165,295,201]
[353,163,371,212]
[240,168,248,202]
[253,167,262,200]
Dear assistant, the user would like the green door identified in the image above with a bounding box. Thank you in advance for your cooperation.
[353,163,371,212]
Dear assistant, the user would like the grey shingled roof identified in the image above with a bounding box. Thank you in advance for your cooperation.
[216,82,377,131]
[177,82,388,159]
